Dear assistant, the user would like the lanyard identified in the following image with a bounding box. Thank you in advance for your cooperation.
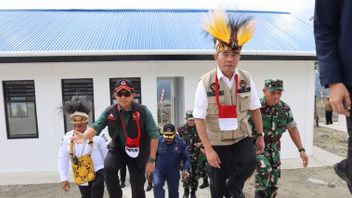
[116,105,141,147]
[215,70,238,107]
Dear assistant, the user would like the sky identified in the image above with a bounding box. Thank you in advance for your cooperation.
[1,0,315,23]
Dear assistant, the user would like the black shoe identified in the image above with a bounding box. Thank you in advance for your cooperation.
[146,185,153,192]
[199,179,209,189]
[333,160,352,193]
[255,191,266,198]
[120,183,125,188]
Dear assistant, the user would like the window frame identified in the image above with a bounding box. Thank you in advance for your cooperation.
[3,80,39,139]
[61,78,95,133]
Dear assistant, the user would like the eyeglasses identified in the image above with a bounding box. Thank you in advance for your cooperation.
[117,91,132,97]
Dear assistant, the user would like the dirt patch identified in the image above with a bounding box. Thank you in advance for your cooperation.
[313,126,348,157]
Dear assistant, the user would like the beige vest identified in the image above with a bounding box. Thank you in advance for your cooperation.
[201,68,253,146]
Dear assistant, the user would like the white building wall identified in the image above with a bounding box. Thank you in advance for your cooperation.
[0,59,314,172]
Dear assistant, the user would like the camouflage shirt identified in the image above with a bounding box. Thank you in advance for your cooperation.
[252,97,296,153]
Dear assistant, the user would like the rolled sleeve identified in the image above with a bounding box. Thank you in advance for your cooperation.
[193,80,208,119]
[249,77,261,110]
[145,108,160,139]
[286,121,297,130]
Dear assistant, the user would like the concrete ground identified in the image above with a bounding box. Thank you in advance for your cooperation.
[0,123,347,197]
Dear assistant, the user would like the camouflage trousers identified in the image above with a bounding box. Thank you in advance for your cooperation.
[197,154,209,179]
[183,161,200,190]
[255,155,281,198]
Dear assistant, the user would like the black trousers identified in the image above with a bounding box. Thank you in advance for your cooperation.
[104,150,146,198]
[210,138,257,198]
[325,111,333,124]
[347,88,352,176]
[120,161,127,184]
[78,169,105,198]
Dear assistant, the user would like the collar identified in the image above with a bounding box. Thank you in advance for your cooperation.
[216,65,238,81]
[118,104,132,113]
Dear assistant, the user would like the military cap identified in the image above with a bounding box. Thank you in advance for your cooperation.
[185,110,194,120]
[265,79,284,92]
[114,79,135,93]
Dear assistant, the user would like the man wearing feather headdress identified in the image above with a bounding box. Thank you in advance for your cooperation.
[58,96,107,198]
[193,9,264,197]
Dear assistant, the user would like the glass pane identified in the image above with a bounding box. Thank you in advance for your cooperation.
[157,79,173,126]
[6,101,37,137]
[61,79,94,133]
[3,80,38,139]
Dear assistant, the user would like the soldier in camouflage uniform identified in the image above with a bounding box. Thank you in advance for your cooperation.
[251,79,309,198]
[178,111,209,198]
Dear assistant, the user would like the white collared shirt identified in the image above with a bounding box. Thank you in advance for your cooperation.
[58,131,108,183]
[193,66,261,119]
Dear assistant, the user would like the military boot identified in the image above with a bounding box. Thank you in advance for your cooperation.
[190,188,197,198]
[199,178,209,189]
[183,188,189,198]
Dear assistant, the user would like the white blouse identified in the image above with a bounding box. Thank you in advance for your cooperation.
[58,131,107,182]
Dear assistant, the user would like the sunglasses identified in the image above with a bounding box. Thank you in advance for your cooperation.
[117,91,132,97]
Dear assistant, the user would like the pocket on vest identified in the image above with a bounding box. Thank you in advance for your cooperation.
[239,92,251,112]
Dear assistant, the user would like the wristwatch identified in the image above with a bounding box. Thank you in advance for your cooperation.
[148,157,156,163]
[257,133,263,137]
[298,148,305,152]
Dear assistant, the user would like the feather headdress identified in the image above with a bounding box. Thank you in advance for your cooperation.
[202,9,256,52]
[63,96,91,124]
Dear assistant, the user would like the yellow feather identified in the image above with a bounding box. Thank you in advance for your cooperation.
[203,9,231,44]
[237,20,256,46]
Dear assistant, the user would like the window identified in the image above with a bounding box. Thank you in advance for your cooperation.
[61,79,95,132]
[109,77,142,105]
[2,80,38,139]
[157,77,184,127]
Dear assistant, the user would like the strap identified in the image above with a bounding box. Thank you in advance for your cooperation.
[88,139,94,155]
[116,105,141,147]
[70,137,94,158]
[69,140,75,164]
[215,69,238,107]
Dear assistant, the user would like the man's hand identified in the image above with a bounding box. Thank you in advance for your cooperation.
[329,83,351,116]
[61,181,70,192]
[71,131,85,143]
[145,161,155,181]
[255,136,265,154]
[194,142,202,148]
[300,151,309,168]
[204,147,221,168]
[181,171,189,181]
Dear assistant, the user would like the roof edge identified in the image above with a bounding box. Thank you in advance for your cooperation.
[0,49,316,58]
[0,9,290,15]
